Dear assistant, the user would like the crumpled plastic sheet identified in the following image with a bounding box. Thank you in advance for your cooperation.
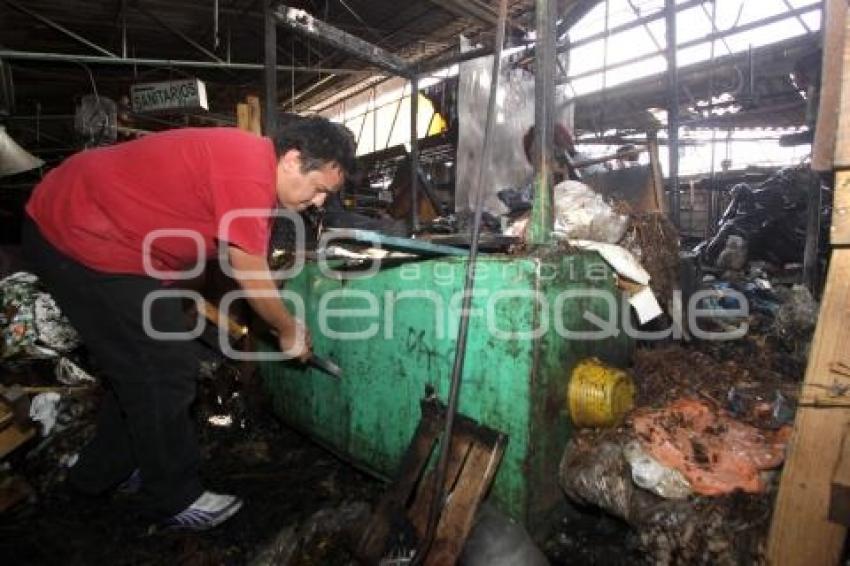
[560,433,776,565]
[633,399,791,496]
[0,272,80,361]
[30,392,62,437]
[460,503,549,566]
[502,181,630,245]
[55,357,97,385]
[560,439,660,524]
[554,181,629,243]
[623,440,692,500]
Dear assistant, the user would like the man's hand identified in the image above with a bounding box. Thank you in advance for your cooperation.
[278,318,312,362]
[229,245,312,361]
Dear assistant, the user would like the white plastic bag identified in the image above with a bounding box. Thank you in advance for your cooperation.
[30,392,61,436]
[623,440,692,499]
[554,181,629,243]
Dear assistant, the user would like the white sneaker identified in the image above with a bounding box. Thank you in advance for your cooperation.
[161,491,243,531]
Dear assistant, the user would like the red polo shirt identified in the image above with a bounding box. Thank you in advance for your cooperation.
[26,128,277,276]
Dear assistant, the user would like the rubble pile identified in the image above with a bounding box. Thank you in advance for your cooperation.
[554,272,814,565]
[559,416,783,565]
[633,345,798,424]
[620,212,680,312]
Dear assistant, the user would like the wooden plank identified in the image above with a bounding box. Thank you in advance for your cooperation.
[647,137,667,213]
[245,95,263,136]
[424,438,506,566]
[835,4,850,169]
[0,402,12,430]
[236,103,252,133]
[813,0,848,171]
[767,248,850,565]
[832,172,850,245]
[356,410,441,563]
[409,434,473,538]
[829,424,850,525]
[0,424,35,460]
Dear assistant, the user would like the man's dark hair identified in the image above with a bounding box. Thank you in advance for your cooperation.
[274,114,356,176]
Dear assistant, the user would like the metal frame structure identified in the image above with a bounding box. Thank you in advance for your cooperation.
[528,0,556,244]
[0,0,365,75]
[558,2,820,86]
[274,3,422,232]
[665,0,680,226]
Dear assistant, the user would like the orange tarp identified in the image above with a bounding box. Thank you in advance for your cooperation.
[633,399,791,496]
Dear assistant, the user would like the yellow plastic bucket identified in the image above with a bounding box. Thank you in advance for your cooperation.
[568,358,635,428]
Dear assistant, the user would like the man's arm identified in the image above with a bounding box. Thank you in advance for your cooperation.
[228,245,311,361]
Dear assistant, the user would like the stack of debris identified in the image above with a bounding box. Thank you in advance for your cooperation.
[553,297,813,564]
[696,167,831,270]
[499,179,679,327]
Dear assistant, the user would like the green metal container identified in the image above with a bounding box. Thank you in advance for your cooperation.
[260,251,633,528]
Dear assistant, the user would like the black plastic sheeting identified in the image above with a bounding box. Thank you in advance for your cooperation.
[695,168,832,267]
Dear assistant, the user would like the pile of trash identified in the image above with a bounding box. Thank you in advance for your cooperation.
[500,179,679,325]
[555,300,814,565]
[560,398,790,564]
[500,180,629,244]
[633,344,798,423]
[0,272,81,362]
[696,167,831,269]
[690,263,818,373]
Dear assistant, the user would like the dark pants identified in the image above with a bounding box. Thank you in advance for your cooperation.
[22,218,203,517]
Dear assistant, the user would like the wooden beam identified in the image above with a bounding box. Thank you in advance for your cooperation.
[769,3,850,557]
[236,102,252,132]
[0,476,32,514]
[246,95,262,136]
[766,223,850,564]
[814,0,849,171]
[235,95,262,136]
[832,173,850,245]
[829,424,850,525]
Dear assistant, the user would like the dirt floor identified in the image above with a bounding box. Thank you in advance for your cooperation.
[0,298,811,565]
[1,355,654,566]
[0,358,382,566]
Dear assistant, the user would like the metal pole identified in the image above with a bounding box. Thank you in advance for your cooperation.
[0,50,366,74]
[264,2,278,138]
[665,0,681,227]
[706,0,717,238]
[802,70,823,291]
[214,0,220,48]
[121,0,128,59]
[275,5,413,78]
[415,0,509,562]
[528,0,556,244]
[410,76,420,232]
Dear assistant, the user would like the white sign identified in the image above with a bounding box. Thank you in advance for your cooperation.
[130,78,208,113]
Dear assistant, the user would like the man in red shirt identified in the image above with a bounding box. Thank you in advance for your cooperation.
[22,116,355,531]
